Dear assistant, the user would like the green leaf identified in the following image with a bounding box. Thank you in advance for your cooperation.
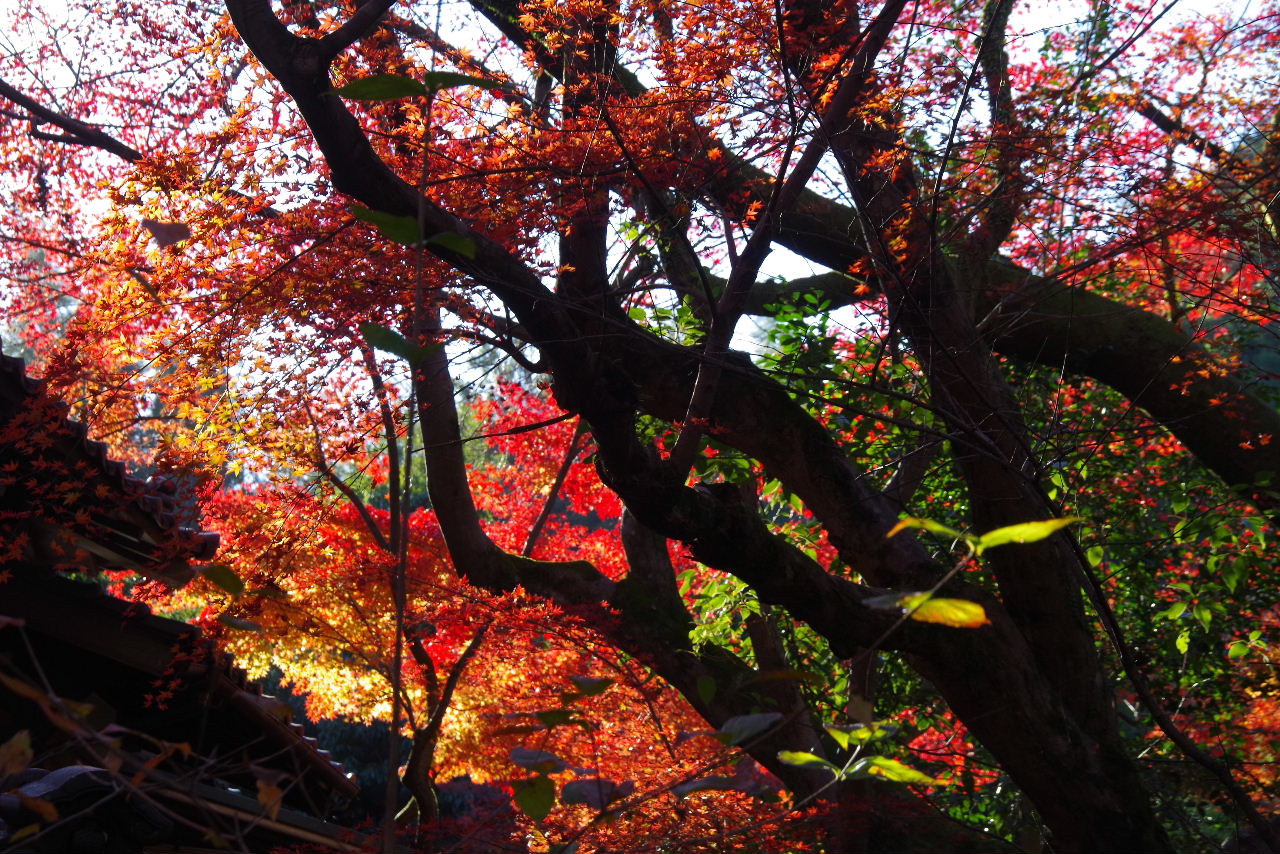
[9,825,41,844]
[886,516,963,541]
[359,321,413,358]
[777,751,841,775]
[825,723,893,751]
[1193,603,1212,631]
[1228,641,1250,659]
[973,517,1082,553]
[200,564,244,597]
[1222,560,1247,593]
[352,205,423,245]
[1246,518,1267,548]
[1157,602,1187,621]
[217,615,262,632]
[1086,545,1104,567]
[1176,629,1190,654]
[560,777,633,810]
[331,74,427,100]
[696,675,716,705]
[513,774,556,822]
[567,675,613,698]
[424,231,477,258]
[510,747,567,774]
[863,756,943,786]
[715,712,782,746]
[0,730,32,776]
[867,592,990,628]
[534,709,583,729]
[359,322,437,364]
[1171,521,1192,544]
[352,205,476,258]
[825,725,852,751]
[421,70,504,93]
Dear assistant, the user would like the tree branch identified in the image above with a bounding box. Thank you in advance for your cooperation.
[984,271,1280,511]
[965,0,1029,256]
[522,421,585,557]
[668,0,909,476]
[319,0,398,61]
[0,75,143,162]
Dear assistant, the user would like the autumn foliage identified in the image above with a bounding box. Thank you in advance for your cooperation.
[5,0,1280,850]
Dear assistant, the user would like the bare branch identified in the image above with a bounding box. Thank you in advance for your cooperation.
[303,397,392,552]
[357,342,405,554]
[668,0,910,475]
[522,421,585,557]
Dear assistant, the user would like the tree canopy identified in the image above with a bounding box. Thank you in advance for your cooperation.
[3,0,1280,850]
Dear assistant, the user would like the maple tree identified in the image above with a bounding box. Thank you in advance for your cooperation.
[5,0,1280,850]
[170,387,836,852]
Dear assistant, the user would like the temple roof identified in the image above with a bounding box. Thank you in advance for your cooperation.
[0,347,360,845]
[0,348,219,585]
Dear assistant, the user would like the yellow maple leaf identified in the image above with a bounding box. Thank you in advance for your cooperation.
[900,594,991,628]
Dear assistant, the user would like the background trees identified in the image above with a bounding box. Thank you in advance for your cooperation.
[3,0,1280,850]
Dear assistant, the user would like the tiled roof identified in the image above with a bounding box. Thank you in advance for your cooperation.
[4,571,360,807]
[0,346,358,814]
[0,348,219,585]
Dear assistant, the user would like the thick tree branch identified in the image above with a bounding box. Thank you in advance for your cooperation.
[413,307,610,597]
[319,0,398,60]
[882,437,941,511]
[738,271,863,314]
[835,100,1125,736]
[733,211,1280,514]
[227,0,555,313]
[615,511,834,796]
[984,271,1280,510]
[0,75,143,162]
[402,622,489,830]
[0,75,282,219]
[455,0,1279,518]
